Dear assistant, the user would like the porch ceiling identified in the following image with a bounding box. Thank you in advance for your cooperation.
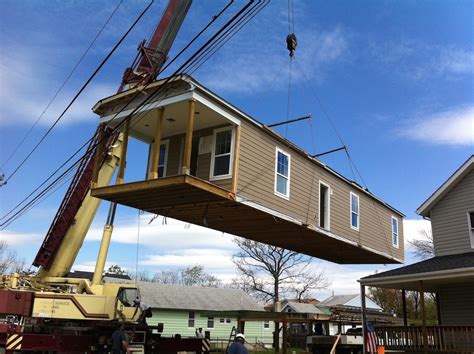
[91,175,399,265]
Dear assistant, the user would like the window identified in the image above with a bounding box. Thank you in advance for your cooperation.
[350,192,359,230]
[207,317,215,329]
[392,216,399,248]
[188,312,195,328]
[158,140,169,177]
[263,321,270,329]
[210,127,234,180]
[319,182,330,230]
[274,148,291,199]
[468,211,474,248]
[226,318,231,324]
[220,318,231,324]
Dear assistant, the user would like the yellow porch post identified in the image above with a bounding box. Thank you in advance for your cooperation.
[148,107,165,179]
[181,99,195,174]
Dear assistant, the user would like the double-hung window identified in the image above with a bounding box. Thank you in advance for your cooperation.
[274,148,291,199]
[468,211,474,248]
[188,312,195,328]
[158,140,169,177]
[391,216,399,248]
[207,317,215,329]
[210,127,234,180]
[350,192,359,230]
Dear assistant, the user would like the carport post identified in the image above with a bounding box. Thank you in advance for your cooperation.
[182,99,196,174]
[402,289,408,326]
[360,283,367,354]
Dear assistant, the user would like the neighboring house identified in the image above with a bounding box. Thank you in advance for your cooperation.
[319,294,382,311]
[91,74,404,265]
[359,156,474,352]
[138,282,274,344]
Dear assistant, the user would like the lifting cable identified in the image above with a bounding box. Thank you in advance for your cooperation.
[284,0,296,138]
[2,0,151,186]
[0,0,123,173]
[0,1,265,228]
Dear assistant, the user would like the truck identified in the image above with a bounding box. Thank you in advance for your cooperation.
[0,1,204,352]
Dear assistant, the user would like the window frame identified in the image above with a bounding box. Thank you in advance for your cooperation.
[207,316,215,329]
[350,192,360,231]
[467,210,474,248]
[391,216,399,248]
[274,147,291,200]
[263,321,270,330]
[158,140,169,178]
[210,127,235,181]
[188,311,195,328]
[318,181,331,230]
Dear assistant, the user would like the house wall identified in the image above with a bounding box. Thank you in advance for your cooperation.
[236,120,404,261]
[430,170,474,256]
[148,309,274,344]
[438,282,474,325]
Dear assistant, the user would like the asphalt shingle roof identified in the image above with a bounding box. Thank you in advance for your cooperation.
[362,252,474,280]
[284,302,326,314]
[138,282,264,312]
[320,295,357,306]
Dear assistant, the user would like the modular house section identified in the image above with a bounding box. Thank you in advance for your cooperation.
[91,75,404,264]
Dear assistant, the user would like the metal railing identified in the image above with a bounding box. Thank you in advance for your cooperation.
[375,325,474,353]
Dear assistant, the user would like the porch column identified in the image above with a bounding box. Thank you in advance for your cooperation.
[181,99,195,174]
[231,125,241,193]
[282,320,288,354]
[148,107,165,179]
[116,117,130,185]
[360,283,367,354]
[419,281,428,354]
[402,289,408,326]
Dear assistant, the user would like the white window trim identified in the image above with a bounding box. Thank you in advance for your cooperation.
[467,210,474,248]
[318,180,331,231]
[188,311,195,328]
[350,192,360,231]
[207,316,215,329]
[391,216,399,248]
[209,126,235,181]
[274,147,291,200]
[158,140,169,177]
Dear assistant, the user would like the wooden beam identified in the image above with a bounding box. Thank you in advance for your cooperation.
[402,289,408,326]
[116,118,130,185]
[181,99,195,174]
[420,281,427,354]
[231,125,241,193]
[149,107,165,179]
[360,284,367,354]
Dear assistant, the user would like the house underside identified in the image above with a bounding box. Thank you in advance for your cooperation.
[92,175,394,264]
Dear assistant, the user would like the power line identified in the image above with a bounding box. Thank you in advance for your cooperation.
[0,0,123,171]
[3,0,153,185]
[1,1,262,228]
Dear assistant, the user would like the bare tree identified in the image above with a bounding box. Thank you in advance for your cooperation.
[232,238,330,351]
[410,228,434,260]
[152,265,222,288]
[0,241,27,274]
[107,264,127,275]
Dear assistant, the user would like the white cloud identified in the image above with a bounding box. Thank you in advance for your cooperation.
[0,230,42,248]
[402,219,431,251]
[399,105,474,146]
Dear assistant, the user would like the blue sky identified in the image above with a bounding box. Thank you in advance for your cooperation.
[0,0,473,298]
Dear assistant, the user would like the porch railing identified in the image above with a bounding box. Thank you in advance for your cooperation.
[375,325,474,353]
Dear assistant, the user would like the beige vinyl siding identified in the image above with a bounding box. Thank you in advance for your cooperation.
[439,283,474,325]
[430,170,474,256]
[237,120,404,261]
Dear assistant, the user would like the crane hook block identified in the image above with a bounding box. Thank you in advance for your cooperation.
[286,33,297,57]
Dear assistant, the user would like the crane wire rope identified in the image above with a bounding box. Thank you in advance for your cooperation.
[1,1,263,228]
[2,0,153,186]
[293,57,393,255]
[0,0,123,171]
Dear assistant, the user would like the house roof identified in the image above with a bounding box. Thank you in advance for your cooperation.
[417,155,474,217]
[361,252,474,281]
[283,302,326,315]
[92,74,404,218]
[68,270,132,281]
[138,282,264,312]
[320,294,382,311]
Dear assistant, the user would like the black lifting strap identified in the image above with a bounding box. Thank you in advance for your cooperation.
[286,33,297,57]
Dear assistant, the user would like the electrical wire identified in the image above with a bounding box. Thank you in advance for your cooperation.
[0,0,123,171]
[3,0,153,185]
[1,1,261,228]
